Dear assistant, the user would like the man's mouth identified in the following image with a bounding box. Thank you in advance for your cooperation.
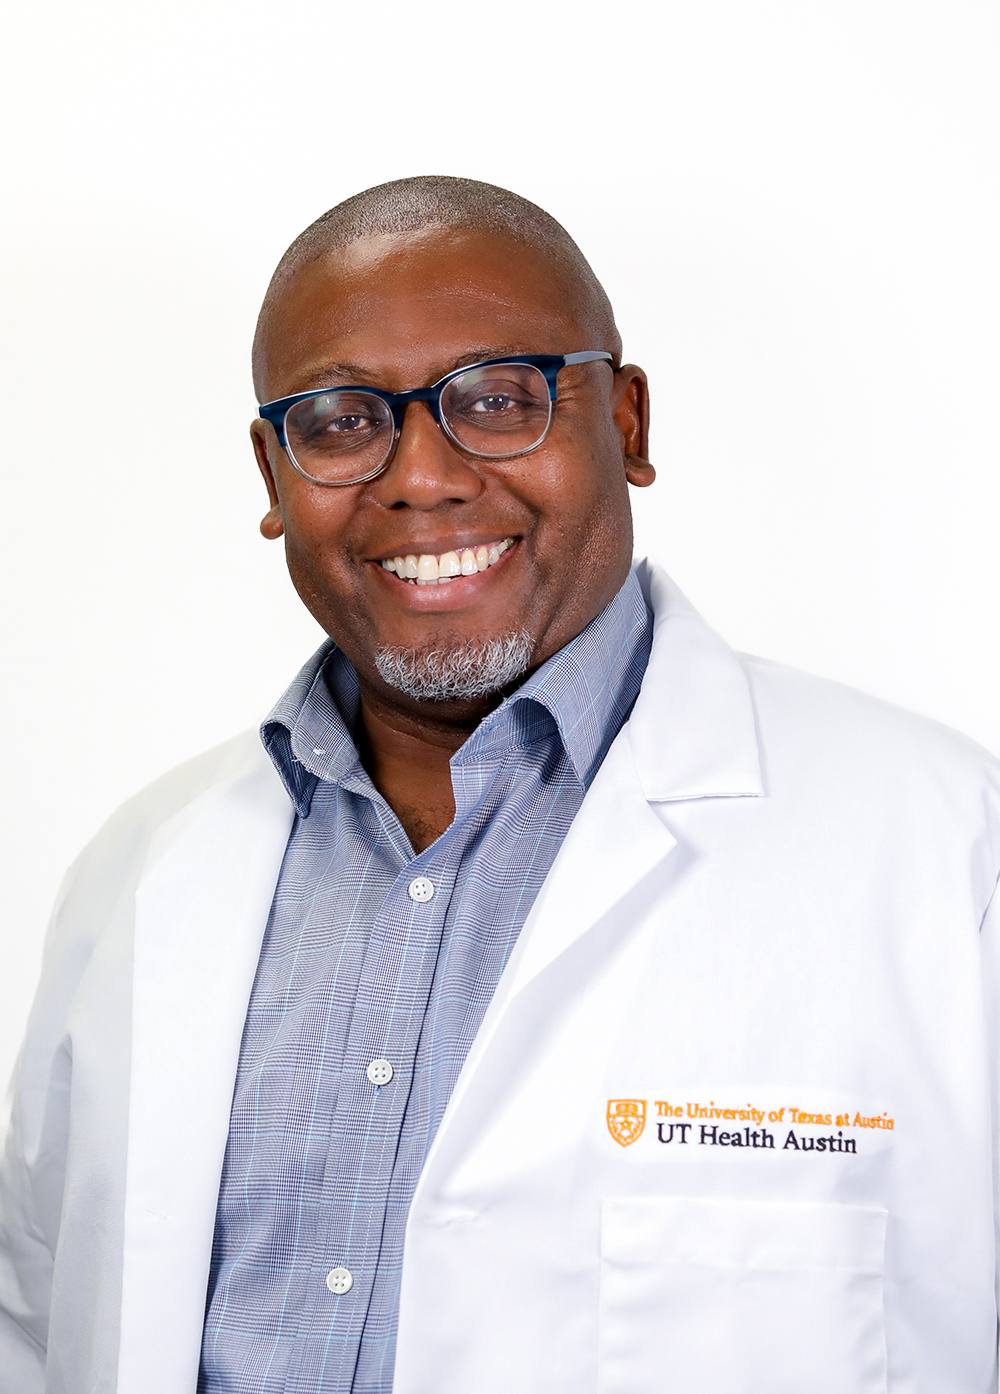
[379,538,514,585]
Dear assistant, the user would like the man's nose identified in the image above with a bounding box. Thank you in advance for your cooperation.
[373,400,483,509]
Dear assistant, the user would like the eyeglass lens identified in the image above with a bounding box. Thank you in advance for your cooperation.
[282,362,553,484]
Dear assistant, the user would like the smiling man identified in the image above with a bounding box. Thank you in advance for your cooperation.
[2,177,1000,1394]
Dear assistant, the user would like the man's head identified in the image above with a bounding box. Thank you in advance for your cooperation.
[251,176,654,717]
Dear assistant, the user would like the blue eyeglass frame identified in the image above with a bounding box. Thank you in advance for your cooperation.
[257,350,614,485]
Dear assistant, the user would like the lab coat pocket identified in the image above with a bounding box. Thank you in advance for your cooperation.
[599,1196,887,1394]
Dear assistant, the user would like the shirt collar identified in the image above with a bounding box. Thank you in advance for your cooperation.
[261,646,357,816]
[261,567,652,816]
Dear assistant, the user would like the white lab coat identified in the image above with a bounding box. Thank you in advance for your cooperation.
[2,561,1000,1394]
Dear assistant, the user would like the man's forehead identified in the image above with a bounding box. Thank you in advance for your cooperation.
[259,229,589,396]
[281,229,582,324]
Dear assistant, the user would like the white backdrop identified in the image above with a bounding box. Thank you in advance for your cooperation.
[2,0,997,1089]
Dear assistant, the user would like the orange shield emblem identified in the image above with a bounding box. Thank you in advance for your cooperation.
[607,1099,646,1147]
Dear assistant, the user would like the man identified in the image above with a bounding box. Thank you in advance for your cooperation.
[1,176,999,1394]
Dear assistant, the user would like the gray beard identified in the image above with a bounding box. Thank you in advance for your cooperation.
[374,630,534,702]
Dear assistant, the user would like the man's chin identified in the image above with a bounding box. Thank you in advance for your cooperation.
[373,630,533,703]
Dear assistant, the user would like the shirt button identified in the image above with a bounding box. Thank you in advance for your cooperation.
[408,876,435,903]
[366,1058,394,1086]
[326,1266,353,1295]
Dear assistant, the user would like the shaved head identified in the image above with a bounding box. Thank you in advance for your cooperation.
[252,175,621,399]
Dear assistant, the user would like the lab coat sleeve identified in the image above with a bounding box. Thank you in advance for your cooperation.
[0,817,138,1394]
[981,869,1000,1381]
[0,829,130,1394]
[0,1078,48,1394]
[0,874,71,1394]
[0,810,136,1394]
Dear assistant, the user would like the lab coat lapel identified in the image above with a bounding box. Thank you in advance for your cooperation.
[417,726,677,1168]
[117,748,293,1394]
[495,561,765,988]
[500,726,675,998]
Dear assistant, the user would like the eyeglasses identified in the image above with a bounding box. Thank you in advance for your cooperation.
[257,351,614,487]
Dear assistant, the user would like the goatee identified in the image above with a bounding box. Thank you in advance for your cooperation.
[374,630,534,702]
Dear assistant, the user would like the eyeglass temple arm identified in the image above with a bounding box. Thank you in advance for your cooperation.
[562,351,614,367]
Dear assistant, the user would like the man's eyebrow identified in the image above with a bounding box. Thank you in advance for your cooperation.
[295,346,532,391]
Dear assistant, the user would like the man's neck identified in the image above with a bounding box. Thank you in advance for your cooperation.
[355,686,497,854]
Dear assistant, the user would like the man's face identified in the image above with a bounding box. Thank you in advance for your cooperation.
[252,227,653,710]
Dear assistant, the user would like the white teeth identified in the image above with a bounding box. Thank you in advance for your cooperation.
[382,539,514,584]
[438,550,461,578]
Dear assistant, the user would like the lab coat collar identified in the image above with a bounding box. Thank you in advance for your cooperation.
[630,558,764,801]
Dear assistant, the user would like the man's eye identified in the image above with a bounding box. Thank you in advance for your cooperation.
[326,413,374,433]
[454,385,532,416]
[469,393,518,414]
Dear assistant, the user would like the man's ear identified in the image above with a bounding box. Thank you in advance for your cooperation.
[612,365,655,488]
[251,423,284,539]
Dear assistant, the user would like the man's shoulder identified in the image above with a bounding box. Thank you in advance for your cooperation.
[738,652,1000,798]
[57,731,279,916]
[102,729,272,838]
[26,732,284,1041]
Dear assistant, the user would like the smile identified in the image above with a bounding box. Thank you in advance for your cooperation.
[379,539,514,585]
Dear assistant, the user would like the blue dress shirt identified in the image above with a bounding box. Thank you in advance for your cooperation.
[199,569,652,1393]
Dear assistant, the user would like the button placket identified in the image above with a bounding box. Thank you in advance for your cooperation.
[303,856,454,1373]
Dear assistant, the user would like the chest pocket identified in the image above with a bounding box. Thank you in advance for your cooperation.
[598,1196,887,1394]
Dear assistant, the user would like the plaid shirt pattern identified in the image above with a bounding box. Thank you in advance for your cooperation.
[198,570,652,1393]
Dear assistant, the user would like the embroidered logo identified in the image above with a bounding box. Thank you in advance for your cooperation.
[605,1094,896,1156]
[607,1098,646,1147]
